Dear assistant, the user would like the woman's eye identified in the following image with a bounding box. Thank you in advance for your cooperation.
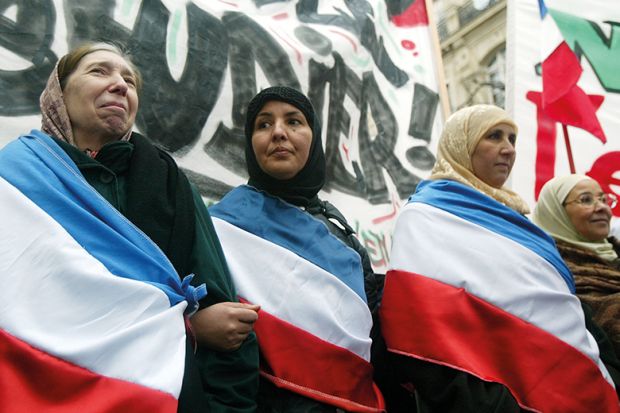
[124,77,136,86]
[579,195,594,204]
[289,119,302,126]
[90,67,105,74]
[509,135,517,145]
[256,122,270,129]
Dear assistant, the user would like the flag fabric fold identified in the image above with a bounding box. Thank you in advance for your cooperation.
[0,131,205,412]
[210,185,384,412]
[537,0,606,142]
[380,180,618,412]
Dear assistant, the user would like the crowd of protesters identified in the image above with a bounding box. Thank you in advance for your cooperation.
[1,42,619,413]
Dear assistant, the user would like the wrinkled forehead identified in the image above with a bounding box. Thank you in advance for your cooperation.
[76,50,135,74]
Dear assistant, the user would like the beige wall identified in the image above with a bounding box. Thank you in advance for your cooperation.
[434,0,507,110]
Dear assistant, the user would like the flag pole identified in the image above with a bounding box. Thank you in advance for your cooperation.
[562,123,576,173]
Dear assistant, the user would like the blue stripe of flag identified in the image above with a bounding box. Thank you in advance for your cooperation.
[210,185,367,302]
[411,180,575,293]
[0,131,204,309]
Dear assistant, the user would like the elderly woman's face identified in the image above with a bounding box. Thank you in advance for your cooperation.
[471,123,516,188]
[63,50,139,144]
[564,179,611,242]
[252,100,312,180]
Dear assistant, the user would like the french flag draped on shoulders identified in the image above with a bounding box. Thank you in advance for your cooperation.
[0,131,206,412]
[380,180,619,412]
[210,185,384,412]
[537,0,606,142]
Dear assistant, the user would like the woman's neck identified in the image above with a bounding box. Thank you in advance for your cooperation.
[73,130,123,152]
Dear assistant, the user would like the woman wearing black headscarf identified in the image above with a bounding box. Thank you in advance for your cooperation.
[209,86,385,412]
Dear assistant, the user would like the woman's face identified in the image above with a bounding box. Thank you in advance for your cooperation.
[251,100,313,180]
[63,50,139,145]
[471,122,517,188]
[564,179,612,242]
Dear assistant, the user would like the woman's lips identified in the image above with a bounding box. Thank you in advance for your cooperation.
[270,147,292,156]
[101,102,127,111]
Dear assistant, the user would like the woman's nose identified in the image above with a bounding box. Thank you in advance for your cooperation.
[108,73,128,96]
[271,121,287,140]
[594,199,611,212]
[500,139,516,154]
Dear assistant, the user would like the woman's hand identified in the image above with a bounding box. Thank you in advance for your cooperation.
[190,302,260,352]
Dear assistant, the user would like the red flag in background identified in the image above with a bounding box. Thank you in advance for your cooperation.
[537,0,606,142]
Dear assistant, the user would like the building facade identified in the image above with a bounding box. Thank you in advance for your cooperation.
[433,0,507,110]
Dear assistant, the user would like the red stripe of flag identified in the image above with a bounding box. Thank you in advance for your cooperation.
[253,307,385,412]
[380,270,619,412]
[0,329,178,413]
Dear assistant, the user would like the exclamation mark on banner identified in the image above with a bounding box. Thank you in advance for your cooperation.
[407,83,439,170]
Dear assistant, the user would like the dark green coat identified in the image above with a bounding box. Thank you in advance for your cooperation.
[54,135,259,413]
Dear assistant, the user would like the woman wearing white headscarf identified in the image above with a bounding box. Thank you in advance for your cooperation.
[533,174,620,358]
[380,105,619,412]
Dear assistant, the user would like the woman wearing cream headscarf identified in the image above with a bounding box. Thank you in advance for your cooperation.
[429,104,529,213]
[380,105,620,412]
[533,174,620,357]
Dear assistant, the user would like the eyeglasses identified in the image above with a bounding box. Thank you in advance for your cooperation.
[563,193,618,208]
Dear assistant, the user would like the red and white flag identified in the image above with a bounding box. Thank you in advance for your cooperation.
[1,132,204,412]
[380,180,618,412]
[210,185,385,412]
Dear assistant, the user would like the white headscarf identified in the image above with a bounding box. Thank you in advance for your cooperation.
[532,174,617,261]
[429,104,530,214]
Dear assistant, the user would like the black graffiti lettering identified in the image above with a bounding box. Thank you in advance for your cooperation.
[182,167,233,201]
[64,0,228,153]
[406,145,435,171]
[360,72,420,201]
[296,0,358,33]
[405,82,437,170]
[308,54,365,197]
[0,0,56,115]
[296,0,408,87]
[130,0,227,152]
[63,0,128,47]
[295,25,332,56]
[204,11,301,177]
[385,0,416,18]
[253,0,288,6]
[204,123,248,179]
[308,53,420,203]
[224,11,301,125]
[408,83,438,142]
[0,1,432,205]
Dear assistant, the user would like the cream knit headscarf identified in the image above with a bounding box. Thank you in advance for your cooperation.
[430,104,530,214]
[532,174,617,261]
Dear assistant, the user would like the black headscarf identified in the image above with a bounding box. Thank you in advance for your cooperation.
[244,86,326,207]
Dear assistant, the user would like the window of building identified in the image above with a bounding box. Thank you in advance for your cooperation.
[487,48,506,107]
